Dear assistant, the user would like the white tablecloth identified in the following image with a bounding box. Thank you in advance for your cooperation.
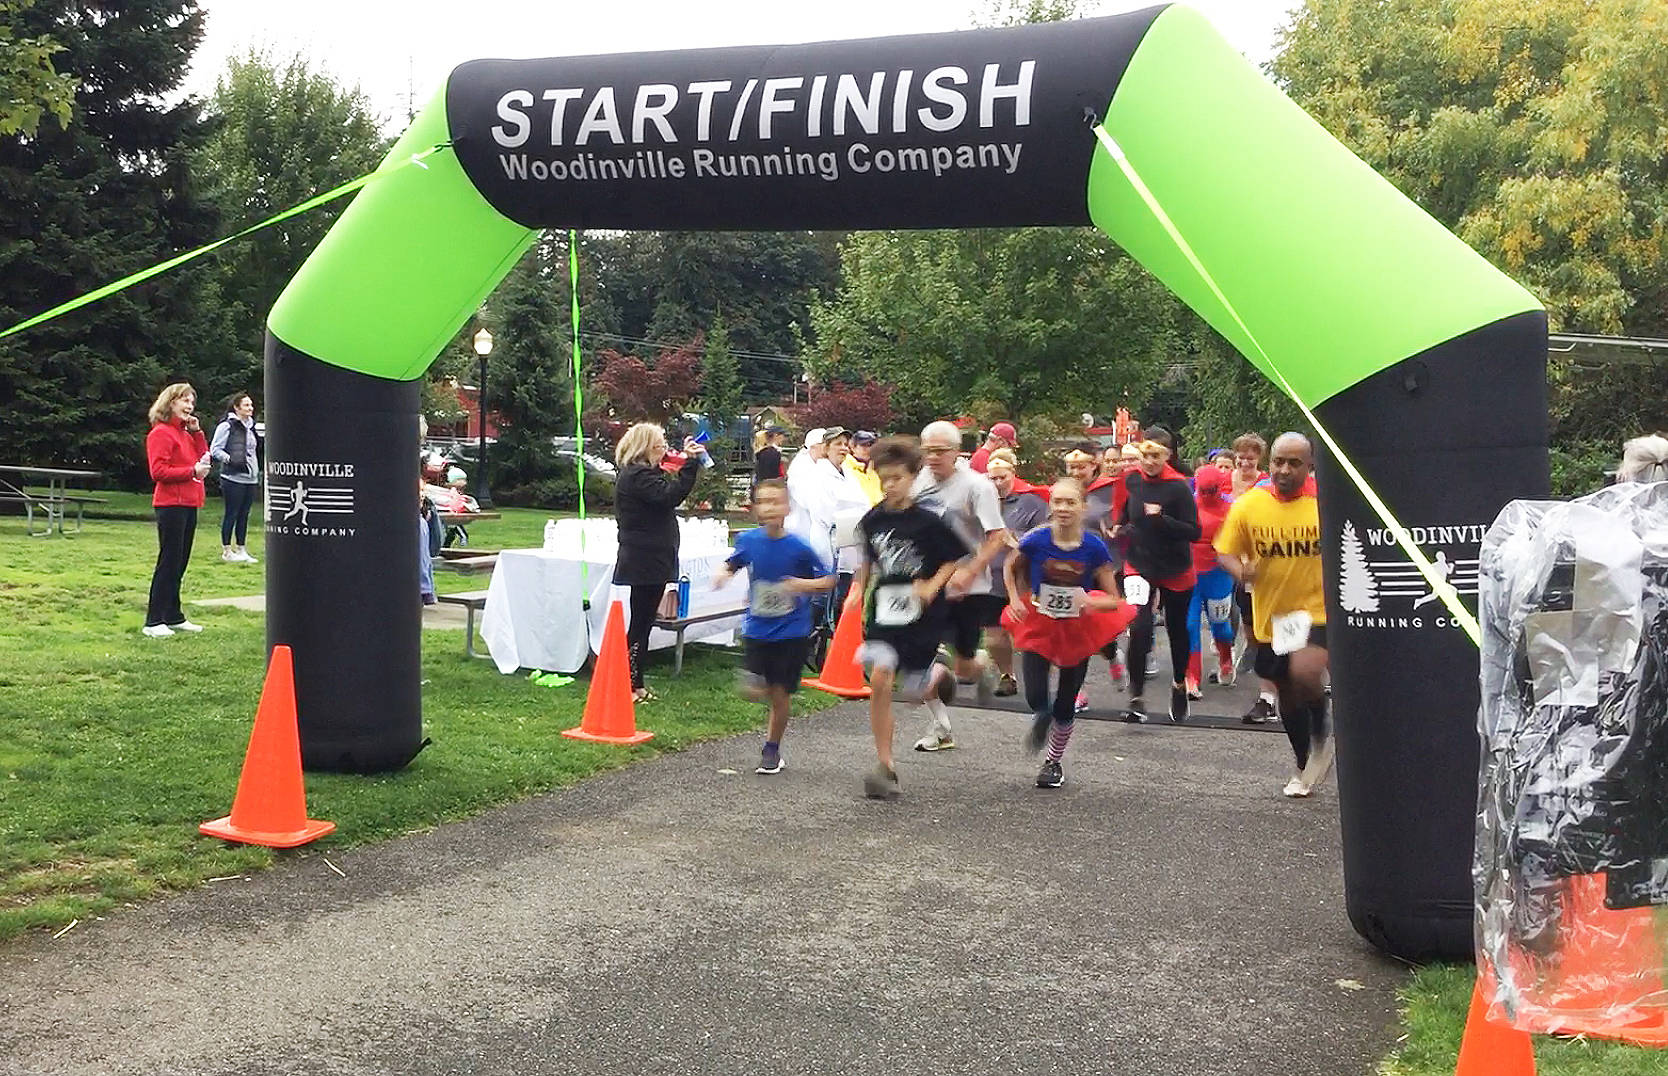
[478,546,749,674]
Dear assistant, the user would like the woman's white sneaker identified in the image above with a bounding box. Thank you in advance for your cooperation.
[168,620,205,632]
[141,624,175,637]
[1282,776,1312,798]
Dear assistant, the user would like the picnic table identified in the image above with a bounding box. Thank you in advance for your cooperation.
[0,464,106,536]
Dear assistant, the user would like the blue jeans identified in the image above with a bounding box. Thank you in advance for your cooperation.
[220,480,257,545]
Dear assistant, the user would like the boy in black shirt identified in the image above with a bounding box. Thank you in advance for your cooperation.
[854,437,969,800]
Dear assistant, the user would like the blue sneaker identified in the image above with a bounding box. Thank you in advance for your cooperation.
[756,746,784,775]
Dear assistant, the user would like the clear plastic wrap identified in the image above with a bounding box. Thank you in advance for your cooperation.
[1477,480,1668,1045]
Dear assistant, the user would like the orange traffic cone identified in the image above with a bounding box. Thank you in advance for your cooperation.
[200,645,336,848]
[1455,972,1536,1076]
[1540,873,1668,1046]
[562,600,654,746]
[804,593,872,699]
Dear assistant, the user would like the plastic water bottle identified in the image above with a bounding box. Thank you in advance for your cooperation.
[693,430,716,469]
[543,518,557,551]
[677,575,691,618]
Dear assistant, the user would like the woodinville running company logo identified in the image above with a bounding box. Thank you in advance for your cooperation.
[265,461,357,539]
[1338,520,1481,631]
[490,63,1038,186]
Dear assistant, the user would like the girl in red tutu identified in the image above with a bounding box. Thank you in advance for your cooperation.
[1001,478,1136,788]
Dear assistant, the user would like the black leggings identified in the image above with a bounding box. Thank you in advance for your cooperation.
[1281,697,1330,769]
[1022,652,1089,724]
[626,583,665,690]
[146,507,197,627]
[220,481,257,545]
[1127,584,1194,696]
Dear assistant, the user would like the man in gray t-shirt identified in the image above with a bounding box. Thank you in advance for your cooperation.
[910,420,1008,751]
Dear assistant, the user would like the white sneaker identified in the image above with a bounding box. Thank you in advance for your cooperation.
[236,549,258,564]
[913,733,956,752]
[221,549,238,562]
[168,620,205,633]
[1282,776,1312,798]
[1300,736,1336,790]
[141,624,174,637]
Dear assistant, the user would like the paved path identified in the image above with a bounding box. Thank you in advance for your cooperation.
[0,702,1404,1076]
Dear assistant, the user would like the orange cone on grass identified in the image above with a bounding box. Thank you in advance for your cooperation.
[200,645,336,848]
[804,593,871,699]
[1455,971,1536,1076]
[1540,872,1668,1046]
[562,600,654,745]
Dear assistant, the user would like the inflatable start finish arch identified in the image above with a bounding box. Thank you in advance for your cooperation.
[264,5,1548,960]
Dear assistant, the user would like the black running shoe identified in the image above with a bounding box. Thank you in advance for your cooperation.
[1026,710,1051,754]
[1169,684,1188,724]
[1241,697,1277,724]
[1122,697,1146,723]
[1036,759,1064,788]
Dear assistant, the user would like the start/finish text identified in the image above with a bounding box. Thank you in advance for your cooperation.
[489,63,1037,149]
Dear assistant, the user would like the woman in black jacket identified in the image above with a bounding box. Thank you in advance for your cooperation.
[614,422,707,701]
[1116,438,1201,723]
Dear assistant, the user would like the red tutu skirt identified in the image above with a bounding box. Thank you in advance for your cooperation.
[1000,591,1137,668]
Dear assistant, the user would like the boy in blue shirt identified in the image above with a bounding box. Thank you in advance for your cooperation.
[714,479,833,775]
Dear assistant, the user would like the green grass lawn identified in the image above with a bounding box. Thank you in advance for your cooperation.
[0,492,837,941]
[1384,963,1667,1074]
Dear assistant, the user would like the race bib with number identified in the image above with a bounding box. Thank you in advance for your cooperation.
[1205,595,1235,623]
[1123,575,1151,607]
[1271,610,1313,656]
[749,581,797,618]
[1036,583,1082,619]
[873,583,923,627]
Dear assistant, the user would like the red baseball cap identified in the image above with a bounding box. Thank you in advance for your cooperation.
[990,421,1018,445]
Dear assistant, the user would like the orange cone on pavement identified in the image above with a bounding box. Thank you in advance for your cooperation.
[804,593,871,699]
[1455,972,1536,1076]
[563,600,654,745]
[200,645,336,848]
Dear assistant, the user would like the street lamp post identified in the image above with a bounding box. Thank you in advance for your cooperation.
[472,328,494,508]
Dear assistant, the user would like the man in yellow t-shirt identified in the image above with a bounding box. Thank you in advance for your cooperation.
[1215,432,1332,798]
[843,430,883,506]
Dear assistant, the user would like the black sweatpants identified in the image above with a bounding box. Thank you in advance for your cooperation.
[220,481,257,545]
[626,582,665,690]
[1127,584,1194,697]
[146,507,197,627]
[1022,652,1089,724]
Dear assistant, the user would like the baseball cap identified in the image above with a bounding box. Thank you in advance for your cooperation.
[991,421,1018,445]
[804,428,827,448]
[853,430,878,445]
[821,425,848,441]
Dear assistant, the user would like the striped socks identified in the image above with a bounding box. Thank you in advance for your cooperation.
[1045,720,1075,763]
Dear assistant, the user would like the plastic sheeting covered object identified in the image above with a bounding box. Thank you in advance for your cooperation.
[1477,481,1668,1045]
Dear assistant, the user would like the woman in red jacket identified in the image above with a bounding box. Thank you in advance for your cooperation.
[143,382,210,637]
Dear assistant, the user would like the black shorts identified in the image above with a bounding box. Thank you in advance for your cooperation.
[947,593,1007,657]
[744,636,810,693]
[1252,624,1328,683]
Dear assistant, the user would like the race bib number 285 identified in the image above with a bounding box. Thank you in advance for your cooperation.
[1036,583,1081,619]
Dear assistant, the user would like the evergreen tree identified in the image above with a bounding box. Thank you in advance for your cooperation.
[0,0,229,485]
[700,313,743,497]
[1339,521,1379,614]
[491,236,568,502]
[193,49,390,394]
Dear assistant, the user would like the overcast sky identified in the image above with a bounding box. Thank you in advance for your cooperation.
[185,1,1302,127]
